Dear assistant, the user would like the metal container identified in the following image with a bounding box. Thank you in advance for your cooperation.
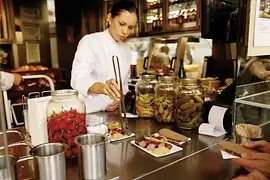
[0,142,32,159]
[236,133,264,144]
[0,130,24,146]
[0,155,18,180]
[30,142,68,180]
[75,134,107,180]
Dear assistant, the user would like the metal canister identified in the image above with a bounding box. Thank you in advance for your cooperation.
[0,155,17,180]
[30,142,68,180]
[75,134,107,180]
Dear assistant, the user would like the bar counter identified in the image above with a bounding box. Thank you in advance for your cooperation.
[64,111,270,180]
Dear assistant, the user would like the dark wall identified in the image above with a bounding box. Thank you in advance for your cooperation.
[55,0,103,89]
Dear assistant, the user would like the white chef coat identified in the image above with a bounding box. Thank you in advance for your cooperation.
[71,29,132,113]
[0,71,14,90]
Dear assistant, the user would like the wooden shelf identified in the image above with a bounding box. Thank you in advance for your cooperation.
[0,39,12,44]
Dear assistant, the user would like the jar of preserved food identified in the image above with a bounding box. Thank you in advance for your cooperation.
[154,76,177,123]
[46,89,86,159]
[135,75,157,117]
[175,79,204,130]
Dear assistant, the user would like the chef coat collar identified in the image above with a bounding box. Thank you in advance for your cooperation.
[105,29,122,44]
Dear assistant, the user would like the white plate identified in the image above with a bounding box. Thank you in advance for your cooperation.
[153,133,191,145]
[121,113,138,118]
[131,140,183,158]
[110,133,135,142]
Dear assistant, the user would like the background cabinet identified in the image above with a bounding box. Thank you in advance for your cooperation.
[139,0,200,35]
[0,0,14,43]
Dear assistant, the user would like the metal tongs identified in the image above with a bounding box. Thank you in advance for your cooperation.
[112,55,131,135]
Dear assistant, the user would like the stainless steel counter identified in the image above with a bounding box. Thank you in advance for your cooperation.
[66,112,232,180]
[15,111,269,180]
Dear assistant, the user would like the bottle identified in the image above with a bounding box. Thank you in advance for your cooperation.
[178,59,186,79]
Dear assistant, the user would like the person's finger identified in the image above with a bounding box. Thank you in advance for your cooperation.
[241,153,270,161]
[110,79,120,91]
[104,86,118,101]
[232,158,256,169]
[109,84,120,98]
[232,174,248,180]
[248,170,268,180]
[242,141,268,149]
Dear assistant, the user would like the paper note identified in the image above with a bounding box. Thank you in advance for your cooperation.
[199,123,226,137]
[220,149,240,159]
[208,105,228,132]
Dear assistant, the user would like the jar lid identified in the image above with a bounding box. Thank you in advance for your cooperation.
[159,76,176,82]
[86,114,105,126]
[51,89,78,96]
[182,79,199,85]
[141,75,157,81]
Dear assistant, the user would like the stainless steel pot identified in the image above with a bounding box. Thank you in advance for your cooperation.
[29,142,68,180]
[0,130,24,146]
[75,133,107,180]
[0,155,18,180]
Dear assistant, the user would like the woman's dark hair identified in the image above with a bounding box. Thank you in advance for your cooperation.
[110,0,138,18]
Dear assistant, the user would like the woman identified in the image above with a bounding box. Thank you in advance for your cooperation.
[71,0,138,113]
[0,71,23,90]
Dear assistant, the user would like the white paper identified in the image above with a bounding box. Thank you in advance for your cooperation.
[28,96,51,146]
[131,140,183,158]
[220,149,240,159]
[254,0,270,47]
[110,133,135,142]
[122,113,138,118]
[208,105,228,132]
[199,123,226,137]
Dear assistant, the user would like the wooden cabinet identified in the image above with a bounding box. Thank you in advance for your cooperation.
[138,0,200,35]
[0,0,14,44]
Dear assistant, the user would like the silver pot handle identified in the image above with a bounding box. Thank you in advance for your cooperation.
[17,155,34,163]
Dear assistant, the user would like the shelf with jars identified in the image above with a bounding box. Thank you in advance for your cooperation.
[139,0,200,35]
[0,0,14,43]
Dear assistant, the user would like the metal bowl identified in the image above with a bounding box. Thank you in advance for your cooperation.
[236,133,264,144]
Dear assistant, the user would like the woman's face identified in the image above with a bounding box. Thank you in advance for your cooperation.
[108,10,137,42]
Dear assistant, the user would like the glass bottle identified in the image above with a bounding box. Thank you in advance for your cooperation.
[154,76,177,123]
[175,79,204,130]
[135,75,157,117]
[46,89,86,158]
[178,59,186,79]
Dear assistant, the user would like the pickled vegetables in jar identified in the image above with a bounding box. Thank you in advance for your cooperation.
[135,75,157,117]
[175,79,204,130]
[154,76,177,123]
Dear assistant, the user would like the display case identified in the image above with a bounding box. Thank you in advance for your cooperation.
[234,80,270,128]
[0,0,14,43]
[139,0,200,35]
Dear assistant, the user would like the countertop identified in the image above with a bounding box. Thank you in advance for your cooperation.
[14,111,270,180]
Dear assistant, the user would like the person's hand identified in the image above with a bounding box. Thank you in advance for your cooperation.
[232,153,270,178]
[105,101,119,112]
[241,141,270,154]
[232,170,268,180]
[103,79,121,101]
[12,73,23,86]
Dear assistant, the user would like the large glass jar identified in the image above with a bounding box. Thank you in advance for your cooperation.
[135,75,157,117]
[46,89,86,159]
[175,79,204,130]
[154,76,177,123]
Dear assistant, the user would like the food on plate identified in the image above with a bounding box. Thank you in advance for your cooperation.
[218,141,257,157]
[235,124,262,139]
[107,122,131,139]
[12,65,48,72]
[136,134,172,155]
[159,128,189,142]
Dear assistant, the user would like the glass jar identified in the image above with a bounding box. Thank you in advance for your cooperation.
[46,89,86,159]
[135,75,157,117]
[154,76,177,123]
[86,114,108,136]
[175,79,204,130]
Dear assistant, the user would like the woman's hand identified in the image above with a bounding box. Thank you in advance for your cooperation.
[241,141,270,154]
[232,170,268,180]
[103,79,121,101]
[232,153,270,178]
[105,101,119,111]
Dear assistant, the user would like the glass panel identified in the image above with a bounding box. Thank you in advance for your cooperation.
[144,0,163,32]
[168,0,197,30]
